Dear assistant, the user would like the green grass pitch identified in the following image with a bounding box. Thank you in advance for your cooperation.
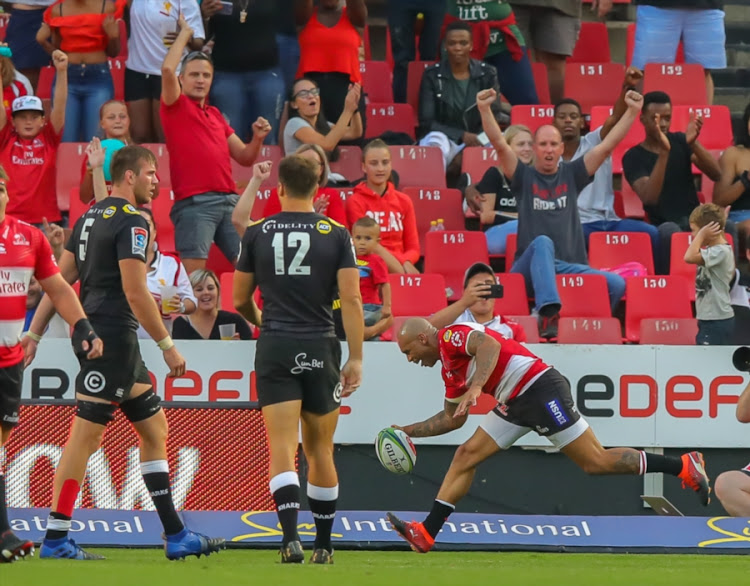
[2,549,747,586]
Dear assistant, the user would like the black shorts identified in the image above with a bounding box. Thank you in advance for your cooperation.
[76,326,151,404]
[255,335,342,415]
[124,68,162,102]
[479,368,589,450]
[0,361,24,429]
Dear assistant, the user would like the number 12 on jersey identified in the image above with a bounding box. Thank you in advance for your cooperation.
[272,231,311,275]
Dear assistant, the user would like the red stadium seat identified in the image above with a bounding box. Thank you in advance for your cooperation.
[506,315,540,344]
[504,233,517,270]
[639,318,698,345]
[556,274,612,318]
[140,143,172,188]
[108,58,125,101]
[624,276,693,342]
[424,231,490,301]
[531,62,551,104]
[363,24,372,61]
[365,102,416,139]
[643,63,706,106]
[461,147,498,183]
[616,182,646,220]
[570,22,611,63]
[220,272,237,313]
[403,187,464,251]
[563,63,625,115]
[37,66,54,99]
[389,273,447,317]
[56,142,87,212]
[590,105,644,174]
[626,23,685,67]
[231,145,281,188]
[68,189,88,226]
[557,317,623,344]
[206,244,234,278]
[510,105,555,134]
[493,273,530,316]
[700,173,716,203]
[671,105,733,150]
[0,16,8,42]
[329,145,363,183]
[588,231,655,275]
[360,61,394,103]
[389,145,445,188]
[249,184,275,221]
[151,188,175,251]
[117,19,127,58]
[406,61,436,113]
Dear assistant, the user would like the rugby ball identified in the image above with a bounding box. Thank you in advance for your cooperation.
[375,428,417,475]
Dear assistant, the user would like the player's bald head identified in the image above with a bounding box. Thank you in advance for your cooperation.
[398,317,434,346]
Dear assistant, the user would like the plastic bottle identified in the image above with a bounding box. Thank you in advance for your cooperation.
[428,220,438,232]
[435,218,445,231]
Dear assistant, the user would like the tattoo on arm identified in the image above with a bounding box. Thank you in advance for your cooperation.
[466,332,500,390]
[408,401,465,437]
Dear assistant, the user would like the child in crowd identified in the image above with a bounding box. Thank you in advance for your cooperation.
[352,216,393,340]
[684,203,735,345]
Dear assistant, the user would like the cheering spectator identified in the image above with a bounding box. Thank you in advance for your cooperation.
[0,50,67,226]
[346,139,420,274]
[172,268,253,341]
[124,0,204,143]
[160,15,271,275]
[37,0,125,142]
[446,0,538,105]
[418,21,503,170]
[283,77,362,156]
[0,45,33,118]
[6,1,53,91]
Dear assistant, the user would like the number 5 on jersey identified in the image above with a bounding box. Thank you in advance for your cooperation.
[272,231,311,275]
[78,218,96,261]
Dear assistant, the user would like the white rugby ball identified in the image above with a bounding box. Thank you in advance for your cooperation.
[375,428,417,475]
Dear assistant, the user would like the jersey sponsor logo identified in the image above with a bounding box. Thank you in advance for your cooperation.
[443,329,452,343]
[2,412,19,424]
[290,352,324,374]
[316,219,332,235]
[0,268,32,296]
[333,382,343,404]
[83,371,107,394]
[0,243,5,254]
[546,399,568,426]
[103,206,117,219]
[450,331,464,347]
[131,227,148,257]
[123,204,140,215]
[13,232,29,246]
[535,425,549,434]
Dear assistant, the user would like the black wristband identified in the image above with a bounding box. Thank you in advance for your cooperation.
[72,318,99,358]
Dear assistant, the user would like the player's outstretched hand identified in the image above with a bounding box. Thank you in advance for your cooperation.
[82,337,104,360]
[21,336,38,367]
[86,137,105,169]
[164,346,186,378]
[454,386,482,418]
[340,358,362,397]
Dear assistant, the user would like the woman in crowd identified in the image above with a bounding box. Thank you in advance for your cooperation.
[346,139,420,274]
[172,269,253,341]
[5,0,52,91]
[37,0,126,142]
[0,45,34,117]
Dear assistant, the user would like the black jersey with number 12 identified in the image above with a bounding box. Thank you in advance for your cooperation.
[237,212,357,338]
[65,197,149,331]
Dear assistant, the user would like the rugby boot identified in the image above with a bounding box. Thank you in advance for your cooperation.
[39,537,105,560]
[0,530,34,563]
[164,529,226,561]
[386,512,435,553]
[678,451,711,506]
[309,548,334,564]
[280,540,304,563]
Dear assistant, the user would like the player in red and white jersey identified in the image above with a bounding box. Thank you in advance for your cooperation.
[387,317,711,554]
[0,171,102,563]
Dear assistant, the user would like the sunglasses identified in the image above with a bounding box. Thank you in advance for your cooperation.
[294,88,321,100]
[181,51,213,68]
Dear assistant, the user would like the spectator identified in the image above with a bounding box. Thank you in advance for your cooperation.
[205,2,283,145]
[6,0,53,91]
[345,139,420,275]
[352,216,393,340]
[731,235,750,345]
[0,45,34,118]
[429,261,526,341]
[684,203,735,345]
[172,268,253,340]
[631,0,725,104]
[713,101,750,257]
[418,21,503,171]
[37,0,124,142]
[274,0,301,93]
[283,77,362,156]
[135,207,196,339]
[623,91,724,275]
[445,0,538,105]
[478,87,644,338]
[296,0,367,138]
[0,51,67,226]
[124,0,204,143]
[160,15,271,274]
[462,124,533,255]
[388,0,446,104]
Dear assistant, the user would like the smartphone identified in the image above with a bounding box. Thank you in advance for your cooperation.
[485,284,504,299]
[477,131,491,147]
[219,1,233,15]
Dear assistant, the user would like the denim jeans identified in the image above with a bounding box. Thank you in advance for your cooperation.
[210,68,284,145]
[697,318,734,345]
[55,63,113,143]
[485,220,518,255]
[510,235,626,313]
[582,219,660,270]
[276,33,301,95]
[483,50,539,106]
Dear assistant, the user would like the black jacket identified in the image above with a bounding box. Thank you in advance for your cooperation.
[417,58,502,143]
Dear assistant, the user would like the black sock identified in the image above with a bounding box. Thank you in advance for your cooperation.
[308,484,338,552]
[45,512,71,541]
[0,475,9,533]
[422,500,455,539]
[141,461,184,536]
[642,451,684,476]
[271,472,300,546]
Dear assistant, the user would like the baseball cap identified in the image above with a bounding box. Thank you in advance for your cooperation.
[12,95,44,115]
[463,262,497,288]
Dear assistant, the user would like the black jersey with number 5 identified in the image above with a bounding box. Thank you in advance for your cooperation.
[237,212,356,338]
[65,197,149,331]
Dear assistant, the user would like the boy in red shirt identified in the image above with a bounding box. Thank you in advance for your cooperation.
[0,50,68,226]
[352,216,393,340]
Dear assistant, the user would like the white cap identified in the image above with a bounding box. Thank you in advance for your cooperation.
[12,95,44,115]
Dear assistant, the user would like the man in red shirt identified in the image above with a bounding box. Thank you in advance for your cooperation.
[0,50,68,226]
[387,317,711,553]
[0,170,102,563]
[160,16,272,275]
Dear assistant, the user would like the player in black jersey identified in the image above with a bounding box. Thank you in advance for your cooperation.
[24,144,225,561]
[234,156,364,565]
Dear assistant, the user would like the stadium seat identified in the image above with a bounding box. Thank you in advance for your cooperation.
[0,17,8,42]
[531,62,551,104]
[504,233,517,270]
[402,187,464,251]
[206,244,234,278]
[671,105,733,150]
[626,23,685,67]
[588,231,655,275]
[250,184,275,221]
[563,63,625,115]
[639,318,698,345]
[624,276,693,342]
[510,105,555,134]
[556,274,612,318]
[389,145,445,188]
[108,58,125,101]
[363,24,372,61]
[140,143,172,188]
[117,19,127,58]
[506,315,540,344]
[423,231,490,301]
[365,102,416,140]
[643,63,706,106]
[616,181,646,220]
[557,317,623,344]
[68,189,88,226]
[406,61,436,113]
[334,187,355,203]
[590,106,645,174]
[389,273,447,317]
[360,61,394,103]
[151,188,176,251]
[329,145,363,183]
[231,145,281,188]
[493,273,530,316]
[37,66,54,100]
[569,22,611,63]
[461,147,498,183]
[56,142,88,212]
[700,173,716,203]
[220,272,237,313]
